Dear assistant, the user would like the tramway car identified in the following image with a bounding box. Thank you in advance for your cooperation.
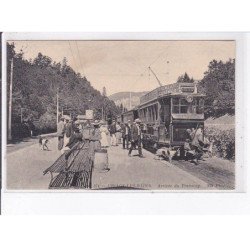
[121,82,205,152]
[121,108,138,123]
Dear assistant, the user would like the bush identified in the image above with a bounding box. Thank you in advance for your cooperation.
[204,127,235,160]
[11,123,31,139]
[36,112,57,134]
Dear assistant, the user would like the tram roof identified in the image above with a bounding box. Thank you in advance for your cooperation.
[121,108,137,115]
[140,82,205,105]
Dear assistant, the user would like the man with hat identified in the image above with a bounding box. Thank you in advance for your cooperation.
[185,126,204,165]
[128,118,144,158]
[121,122,130,149]
[109,119,117,146]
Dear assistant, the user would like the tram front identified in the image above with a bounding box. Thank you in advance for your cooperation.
[170,93,205,147]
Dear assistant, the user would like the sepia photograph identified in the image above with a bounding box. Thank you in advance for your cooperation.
[1,0,250,248]
[3,37,236,191]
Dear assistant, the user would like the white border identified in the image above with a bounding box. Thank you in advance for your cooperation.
[1,32,247,214]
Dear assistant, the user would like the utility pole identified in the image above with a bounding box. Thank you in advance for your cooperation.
[8,58,13,141]
[129,92,132,110]
[56,88,59,124]
[21,108,23,123]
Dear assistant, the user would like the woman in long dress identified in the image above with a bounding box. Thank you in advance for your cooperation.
[99,121,110,148]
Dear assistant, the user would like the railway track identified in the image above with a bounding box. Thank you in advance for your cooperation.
[171,158,235,190]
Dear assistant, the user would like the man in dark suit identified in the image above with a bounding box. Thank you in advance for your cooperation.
[121,122,131,149]
[109,120,117,146]
[128,119,144,158]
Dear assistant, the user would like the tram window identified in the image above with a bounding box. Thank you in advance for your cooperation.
[197,98,204,114]
[180,105,188,113]
[172,98,180,113]
[149,107,151,122]
[152,107,155,121]
[155,104,158,120]
[160,107,164,121]
[173,105,180,113]
[189,99,197,113]
[180,98,188,105]
[172,97,204,114]
[180,98,188,113]
[147,108,149,121]
[172,98,179,105]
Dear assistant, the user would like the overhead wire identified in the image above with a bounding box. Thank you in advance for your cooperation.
[130,46,170,89]
[68,41,79,73]
[148,46,169,67]
[75,41,85,77]
[148,46,170,86]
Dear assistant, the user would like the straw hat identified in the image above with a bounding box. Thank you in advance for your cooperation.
[135,118,142,123]
[92,120,100,126]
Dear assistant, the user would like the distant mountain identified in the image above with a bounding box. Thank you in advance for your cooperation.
[109,91,148,109]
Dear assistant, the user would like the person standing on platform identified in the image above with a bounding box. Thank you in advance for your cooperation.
[128,118,144,158]
[100,120,110,148]
[120,122,126,149]
[121,122,130,149]
[109,120,117,146]
[116,121,122,144]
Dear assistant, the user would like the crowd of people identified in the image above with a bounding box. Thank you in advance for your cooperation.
[107,119,144,157]
[56,116,211,165]
[56,116,145,158]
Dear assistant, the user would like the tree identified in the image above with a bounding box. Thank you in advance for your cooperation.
[177,72,194,83]
[119,103,124,112]
[33,53,52,68]
[37,112,57,133]
[6,42,121,138]
[102,86,107,97]
[199,59,235,118]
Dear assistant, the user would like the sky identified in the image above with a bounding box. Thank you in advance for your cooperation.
[11,40,235,95]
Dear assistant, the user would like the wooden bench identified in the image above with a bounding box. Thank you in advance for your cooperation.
[43,140,95,189]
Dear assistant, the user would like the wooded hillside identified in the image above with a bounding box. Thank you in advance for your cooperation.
[7,43,121,138]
